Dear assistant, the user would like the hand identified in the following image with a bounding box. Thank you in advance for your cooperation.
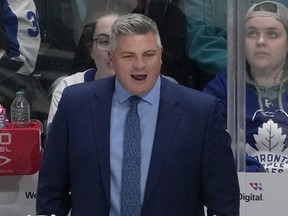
[246,155,265,172]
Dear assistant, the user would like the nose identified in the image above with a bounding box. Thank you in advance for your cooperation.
[256,34,267,46]
[133,56,145,70]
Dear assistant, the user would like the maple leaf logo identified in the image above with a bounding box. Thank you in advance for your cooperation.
[253,119,287,153]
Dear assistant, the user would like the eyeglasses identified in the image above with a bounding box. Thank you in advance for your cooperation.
[93,38,110,51]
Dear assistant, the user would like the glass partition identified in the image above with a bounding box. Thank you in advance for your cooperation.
[228,0,288,173]
[228,1,288,214]
[227,0,247,172]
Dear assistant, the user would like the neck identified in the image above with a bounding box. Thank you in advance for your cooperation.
[95,71,108,80]
[251,67,284,88]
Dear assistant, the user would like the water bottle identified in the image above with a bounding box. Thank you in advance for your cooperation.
[10,91,30,128]
[0,104,6,128]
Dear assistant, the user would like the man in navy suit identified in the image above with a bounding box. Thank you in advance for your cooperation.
[36,13,239,216]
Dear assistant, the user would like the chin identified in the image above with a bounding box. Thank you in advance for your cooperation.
[252,62,271,69]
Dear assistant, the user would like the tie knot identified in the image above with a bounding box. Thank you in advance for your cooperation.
[129,96,141,106]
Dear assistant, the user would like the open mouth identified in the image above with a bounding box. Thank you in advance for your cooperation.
[131,75,147,80]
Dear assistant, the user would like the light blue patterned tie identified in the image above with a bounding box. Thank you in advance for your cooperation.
[121,96,141,216]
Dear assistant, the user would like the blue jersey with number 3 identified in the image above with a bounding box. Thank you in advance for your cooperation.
[1,0,40,75]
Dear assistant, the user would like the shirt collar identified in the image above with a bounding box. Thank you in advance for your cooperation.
[115,76,161,105]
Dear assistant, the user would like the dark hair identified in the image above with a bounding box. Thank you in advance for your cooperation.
[70,22,96,74]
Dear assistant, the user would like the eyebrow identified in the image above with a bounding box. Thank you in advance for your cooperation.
[95,33,109,38]
[246,26,281,31]
[120,49,158,55]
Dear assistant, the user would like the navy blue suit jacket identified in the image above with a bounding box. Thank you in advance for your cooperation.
[37,76,239,216]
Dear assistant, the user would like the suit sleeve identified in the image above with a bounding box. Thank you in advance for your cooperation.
[36,94,71,215]
[202,99,240,216]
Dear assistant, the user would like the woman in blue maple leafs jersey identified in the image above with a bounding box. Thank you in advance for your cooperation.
[204,1,288,173]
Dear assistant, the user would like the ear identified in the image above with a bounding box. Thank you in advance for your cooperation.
[160,46,163,64]
[108,51,113,67]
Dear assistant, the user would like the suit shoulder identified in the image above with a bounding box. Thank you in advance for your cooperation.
[166,80,217,106]
[62,76,115,101]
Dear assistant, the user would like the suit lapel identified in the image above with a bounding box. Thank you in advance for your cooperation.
[90,77,115,203]
[142,78,182,208]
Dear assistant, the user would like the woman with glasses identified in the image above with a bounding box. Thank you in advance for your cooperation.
[47,12,120,129]
[204,1,288,173]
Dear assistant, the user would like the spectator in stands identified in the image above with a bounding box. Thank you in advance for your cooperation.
[183,0,276,89]
[204,1,288,173]
[0,0,40,116]
[47,12,120,129]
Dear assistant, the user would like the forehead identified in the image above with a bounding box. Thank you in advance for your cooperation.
[246,16,285,30]
[116,32,160,51]
[94,15,118,36]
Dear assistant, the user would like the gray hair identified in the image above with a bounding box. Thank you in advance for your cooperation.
[109,13,162,51]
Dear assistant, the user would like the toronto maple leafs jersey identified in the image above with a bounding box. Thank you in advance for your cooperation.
[0,0,40,75]
[204,73,288,173]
